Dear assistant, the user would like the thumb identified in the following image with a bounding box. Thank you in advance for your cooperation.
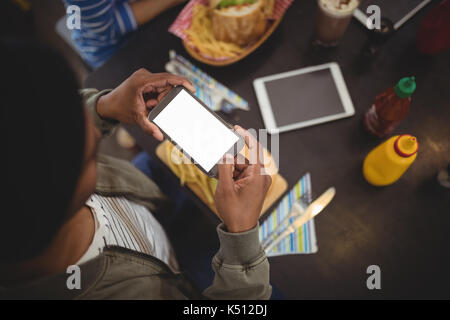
[217,155,235,193]
[138,116,164,141]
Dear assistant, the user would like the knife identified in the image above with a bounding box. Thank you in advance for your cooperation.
[263,187,336,253]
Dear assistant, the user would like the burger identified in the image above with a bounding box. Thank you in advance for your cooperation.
[209,0,275,46]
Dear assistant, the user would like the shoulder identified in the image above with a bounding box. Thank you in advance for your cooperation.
[79,247,201,299]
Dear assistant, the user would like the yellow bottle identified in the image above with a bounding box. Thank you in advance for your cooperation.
[363,135,419,186]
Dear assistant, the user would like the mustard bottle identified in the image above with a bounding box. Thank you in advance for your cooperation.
[363,135,419,186]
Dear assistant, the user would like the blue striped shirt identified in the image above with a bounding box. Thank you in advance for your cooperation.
[63,0,138,68]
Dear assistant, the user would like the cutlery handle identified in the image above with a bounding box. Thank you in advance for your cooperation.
[264,225,295,253]
[261,201,303,247]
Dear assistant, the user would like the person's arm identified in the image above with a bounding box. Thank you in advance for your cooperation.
[129,0,187,26]
[203,127,273,300]
[81,68,195,138]
[63,0,137,39]
[63,0,140,67]
[81,89,116,136]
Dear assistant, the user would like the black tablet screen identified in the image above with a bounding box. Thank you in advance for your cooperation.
[263,68,344,127]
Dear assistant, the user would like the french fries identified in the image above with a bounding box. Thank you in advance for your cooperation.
[165,141,217,204]
[185,4,245,60]
[164,140,277,205]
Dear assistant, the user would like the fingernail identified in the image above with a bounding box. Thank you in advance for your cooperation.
[222,153,234,164]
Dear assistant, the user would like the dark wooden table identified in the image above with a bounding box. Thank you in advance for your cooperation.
[85,0,450,299]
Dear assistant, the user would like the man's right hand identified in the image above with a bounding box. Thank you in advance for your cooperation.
[214,126,272,233]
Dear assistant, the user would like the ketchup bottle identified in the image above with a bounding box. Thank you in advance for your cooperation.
[364,77,416,138]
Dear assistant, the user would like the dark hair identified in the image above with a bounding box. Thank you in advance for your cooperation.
[0,39,86,263]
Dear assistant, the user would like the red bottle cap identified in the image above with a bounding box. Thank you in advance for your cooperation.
[394,135,419,157]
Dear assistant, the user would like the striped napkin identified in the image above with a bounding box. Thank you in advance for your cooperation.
[169,0,294,41]
[259,172,319,256]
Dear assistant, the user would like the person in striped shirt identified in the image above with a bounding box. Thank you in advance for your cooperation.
[0,40,272,300]
[63,0,187,68]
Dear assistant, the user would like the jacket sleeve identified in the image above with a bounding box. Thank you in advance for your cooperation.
[81,88,118,136]
[203,223,272,300]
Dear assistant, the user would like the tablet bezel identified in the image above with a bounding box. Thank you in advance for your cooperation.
[253,62,355,134]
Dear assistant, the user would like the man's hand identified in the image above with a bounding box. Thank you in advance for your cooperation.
[214,126,272,233]
[96,69,195,141]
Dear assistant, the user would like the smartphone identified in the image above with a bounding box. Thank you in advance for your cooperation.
[148,86,244,177]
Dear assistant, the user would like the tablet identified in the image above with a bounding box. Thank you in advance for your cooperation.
[353,0,432,30]
[254,63,355,134]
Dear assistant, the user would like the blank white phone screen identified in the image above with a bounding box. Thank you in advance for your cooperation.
[153,89,238,172]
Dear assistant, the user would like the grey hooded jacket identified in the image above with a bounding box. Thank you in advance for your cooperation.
[0,89,271,300]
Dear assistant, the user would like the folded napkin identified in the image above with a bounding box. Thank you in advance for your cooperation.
[260,172,318,256]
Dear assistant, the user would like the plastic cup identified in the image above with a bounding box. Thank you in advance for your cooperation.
[314,0,360,47]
